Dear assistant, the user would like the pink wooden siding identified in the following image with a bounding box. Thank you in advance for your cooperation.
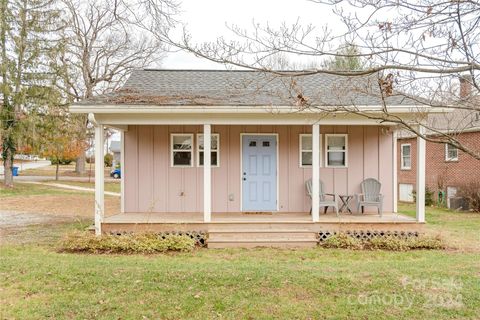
[124,125,394,213]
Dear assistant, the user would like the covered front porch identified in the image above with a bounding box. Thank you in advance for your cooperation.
[88,117,427,238]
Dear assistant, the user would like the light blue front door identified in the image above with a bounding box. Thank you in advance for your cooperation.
[242,135,277,211]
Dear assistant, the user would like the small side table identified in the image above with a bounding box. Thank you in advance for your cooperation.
[339,195,354,214]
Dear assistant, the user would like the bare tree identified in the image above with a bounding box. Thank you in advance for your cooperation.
[151,0,479,159]
[57,0,177,174]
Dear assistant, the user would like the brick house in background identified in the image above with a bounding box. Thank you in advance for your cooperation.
[397,77,480,208]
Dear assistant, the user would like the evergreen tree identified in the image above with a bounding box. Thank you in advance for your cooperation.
[0,0,61,187]
[324,43,364,71]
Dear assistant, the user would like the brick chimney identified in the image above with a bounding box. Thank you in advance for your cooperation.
[459,75,473,99]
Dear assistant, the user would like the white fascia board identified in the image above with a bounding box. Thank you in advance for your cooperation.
[70,104,453,114]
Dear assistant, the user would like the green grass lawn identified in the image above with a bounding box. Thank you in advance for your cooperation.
[1,203,479,319]
[0,181,120,195]
[399,203,480,251]
[0,181,86,197]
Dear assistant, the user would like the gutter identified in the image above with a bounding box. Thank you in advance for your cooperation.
[70,104,453,114]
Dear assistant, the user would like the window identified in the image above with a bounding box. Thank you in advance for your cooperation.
[445,144,458,161]
[401,144,411,170]
[399,183,414,202]
[325,134,348,167]
[171,134,193,167]
[299,134,322,167]
[197,133,219,167]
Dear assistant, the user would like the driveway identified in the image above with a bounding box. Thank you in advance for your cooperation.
[0,210,79,245]
[0,210,74,229]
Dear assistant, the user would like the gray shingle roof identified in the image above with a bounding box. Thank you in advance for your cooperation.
[77,69,422,107]
[398,108,480,137]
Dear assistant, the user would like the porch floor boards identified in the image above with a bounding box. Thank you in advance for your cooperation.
[103,211,416,224]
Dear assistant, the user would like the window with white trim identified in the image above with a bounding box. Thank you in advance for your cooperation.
[171,134,193,167]
[197,133,219,167]
[325,134,348,167]
[401,144,411,170]
[445,143,458,161]
[299,134,322,167]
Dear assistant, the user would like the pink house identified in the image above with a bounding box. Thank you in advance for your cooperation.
[71,70,438,248]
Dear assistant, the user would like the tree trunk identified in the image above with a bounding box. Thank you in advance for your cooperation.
[74,115,88,174]
[88,154,93,183]
[55,161,60,181]
[75,152,86,174]
[3,150,14,187]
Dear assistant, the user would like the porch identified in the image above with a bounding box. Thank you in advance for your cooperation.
[103,211,417,224]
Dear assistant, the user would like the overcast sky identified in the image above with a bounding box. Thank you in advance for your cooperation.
[162,0,341,69]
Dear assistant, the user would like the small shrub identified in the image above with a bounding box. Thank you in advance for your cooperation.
[406,235,445,250]
[458,182,480,213]
[366,236,410,251]
[320,233,444,251]
[162,235,196,252]
[321,233,363,250]
[59,232,196,254]
[49,157,73,165]
[412,187,435,206]
[104,153,113,167]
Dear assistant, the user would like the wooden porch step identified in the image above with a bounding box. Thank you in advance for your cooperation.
[207,240,318,249]
[207,230,318,248]
[209,231,317,241]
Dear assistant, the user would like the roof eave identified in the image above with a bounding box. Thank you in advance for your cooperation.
[69,104,453,114]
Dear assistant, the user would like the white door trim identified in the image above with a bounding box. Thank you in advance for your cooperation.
[240,133,279,212]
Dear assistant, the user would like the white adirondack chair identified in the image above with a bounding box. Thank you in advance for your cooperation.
[356,178,384,217]
[305,179,339,216]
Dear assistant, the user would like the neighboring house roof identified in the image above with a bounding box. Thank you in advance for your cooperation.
[398,100,480,138]
[110,141,121,153]
[75,69,423,107]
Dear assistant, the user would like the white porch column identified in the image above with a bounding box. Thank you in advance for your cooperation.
[393,130,398,213]
[120,130,125,213]
[203,124,212,222]
[416,125,426,222]
[94,124,105,235]
[312,124,320,222]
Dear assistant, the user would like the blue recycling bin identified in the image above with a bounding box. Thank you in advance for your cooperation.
[12,166,19,176]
